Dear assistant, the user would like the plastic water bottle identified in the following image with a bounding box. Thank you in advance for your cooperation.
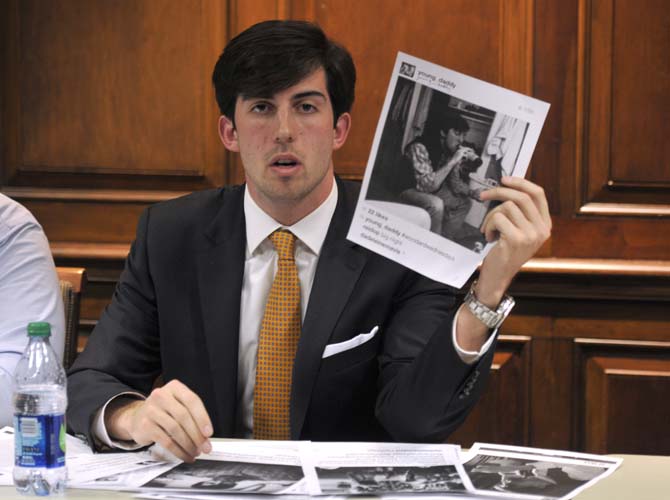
[13,322,67,496]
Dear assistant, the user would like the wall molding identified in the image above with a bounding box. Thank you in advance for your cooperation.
[3,186,191,203]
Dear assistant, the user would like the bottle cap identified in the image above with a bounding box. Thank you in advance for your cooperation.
[27,322,51,337]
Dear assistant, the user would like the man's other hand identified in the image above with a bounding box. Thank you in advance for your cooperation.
[105,379,213,462]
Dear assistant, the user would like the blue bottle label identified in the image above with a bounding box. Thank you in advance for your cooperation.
[14,414,66,468]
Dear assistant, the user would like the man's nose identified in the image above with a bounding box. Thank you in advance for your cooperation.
[275,108,295,143]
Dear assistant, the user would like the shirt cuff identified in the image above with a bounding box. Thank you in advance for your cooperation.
[452,304,499,365]
[92,392,146,451]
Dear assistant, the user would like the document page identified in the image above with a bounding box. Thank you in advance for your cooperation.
[347,52,550,288]
[138,440,310,495]
[307,441,470,495]
[462,442,622,500]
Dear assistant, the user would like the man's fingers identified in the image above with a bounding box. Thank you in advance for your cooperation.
[168,382,213,453]
[480,177,552,244]
[130,380,214,458]
[481,185,542,228]
[148,402,200,458]
[482,211,524,243]
[482,200,534,238]
[500,176,551,227]
[166,396,210,455]
[127,398,199,459]
[159,381,212,453]
[151,426,198,463]
[173,384,214,437]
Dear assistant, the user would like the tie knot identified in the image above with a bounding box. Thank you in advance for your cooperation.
[269,229,296,261]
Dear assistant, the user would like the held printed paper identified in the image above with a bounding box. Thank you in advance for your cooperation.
[347,53,550,288]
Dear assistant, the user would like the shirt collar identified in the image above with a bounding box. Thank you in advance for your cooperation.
[244,180,338,257]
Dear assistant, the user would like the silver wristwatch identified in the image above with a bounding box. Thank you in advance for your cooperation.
[464,281,515,329]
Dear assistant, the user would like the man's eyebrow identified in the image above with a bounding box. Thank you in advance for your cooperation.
[240,91,327,102]
[291,90,327,101]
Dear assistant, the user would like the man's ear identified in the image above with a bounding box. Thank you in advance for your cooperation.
[218,115,239,152]
[332,112,352,151]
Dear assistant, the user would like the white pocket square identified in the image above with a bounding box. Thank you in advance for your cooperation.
[322,326,379,359]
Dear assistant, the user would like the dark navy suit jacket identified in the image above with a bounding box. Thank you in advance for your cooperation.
[67,177,495,445]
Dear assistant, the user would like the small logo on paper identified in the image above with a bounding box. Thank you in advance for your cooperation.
[399,62,416,78]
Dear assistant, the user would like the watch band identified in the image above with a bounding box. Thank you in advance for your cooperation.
[464,280,515,329]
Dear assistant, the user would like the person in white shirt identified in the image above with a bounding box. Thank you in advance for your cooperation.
[0,194,65,427]
[67,20,551,462]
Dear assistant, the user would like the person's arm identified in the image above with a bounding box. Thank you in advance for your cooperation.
[104,380,213,462]
[372,267,493,442]
[92,393,146,450]
[0,215,65,427]
[373,177,550,441]
[66,207,212,462]
[455,176,551,352]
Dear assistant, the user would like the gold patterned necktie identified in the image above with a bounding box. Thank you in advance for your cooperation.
[253,229,301,440]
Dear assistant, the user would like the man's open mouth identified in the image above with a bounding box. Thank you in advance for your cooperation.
[270,154,301,169]
[273,159,298,167]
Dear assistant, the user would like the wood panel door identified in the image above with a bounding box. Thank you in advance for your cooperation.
[1,0,229,249]
[576,339,670,455]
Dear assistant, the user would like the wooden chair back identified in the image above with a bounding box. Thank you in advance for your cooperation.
[56,267,87,370]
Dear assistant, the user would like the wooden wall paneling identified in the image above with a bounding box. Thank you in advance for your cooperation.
[500,0,534,95]
[580,0,670,210]
[513,260,670,302]
[1,0,19,187]
[528,336,575,449]
[1,0,229,260]
[553,300,670,343]
[448,335,531,447]
[550,217,670,260]
[324,0,533,180]
[532,0,579,217]
[5,0,227,189]
[575,339,670,455]
[535,0,670,260]
[609,1,670,188]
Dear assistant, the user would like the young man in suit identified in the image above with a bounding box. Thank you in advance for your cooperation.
[67,20,551,462]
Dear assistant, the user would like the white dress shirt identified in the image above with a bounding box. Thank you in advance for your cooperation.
[94,181,495,446]
[0,194,65,427]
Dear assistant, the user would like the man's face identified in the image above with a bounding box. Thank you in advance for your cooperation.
[219,68,351,221]
[440,128,465,154]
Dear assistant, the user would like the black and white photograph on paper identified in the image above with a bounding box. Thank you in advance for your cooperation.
[347,52,550,288]
[307,441,469,496]
[366,80,526,252]
[140,459,304,494]
[462,443,622,500]
[315,465,466,494]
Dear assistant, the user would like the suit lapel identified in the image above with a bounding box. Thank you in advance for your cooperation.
[196,187,246,437]
[290,179,369,438]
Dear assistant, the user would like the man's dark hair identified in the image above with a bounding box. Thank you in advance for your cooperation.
[212,20,356,126]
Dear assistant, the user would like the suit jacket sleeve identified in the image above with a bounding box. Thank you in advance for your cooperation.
[67,206,162,445]
[374,269,496,442]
